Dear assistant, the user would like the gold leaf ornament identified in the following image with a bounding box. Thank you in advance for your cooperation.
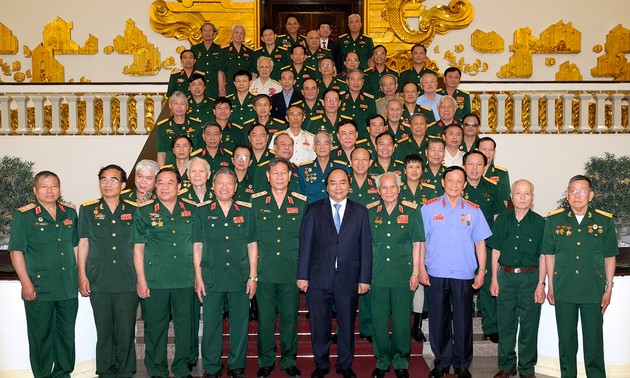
[150,0,206,44]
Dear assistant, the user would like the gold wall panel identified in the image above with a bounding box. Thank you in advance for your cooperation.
[150,0,259,48]
[537,21,580,53]
[31,44,64,82]
[591,24,630,80]
[556,61,582,81]
[0,22,19,54]
[42,17,98,54]
[471,29,504,53]
[110,19,162,76]
[443,49,487,76]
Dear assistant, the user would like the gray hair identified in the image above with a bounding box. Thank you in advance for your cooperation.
[232,24,245,33]
[200,22,217,33]
[135,159,159,175]
[419,72,437,84]
[346,68,364,79]
[257,56,274,70]
[511,179,535,193]
[213,167,238,185]
[380,73,398,86]
[375,171,401,188]
[314,130,333,146]
[187,157,211,175]
[438,95,457,108]
[168,90,188,104]
[348,14,361,22]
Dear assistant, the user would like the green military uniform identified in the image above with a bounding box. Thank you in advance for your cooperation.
[131,198,203,378]
[437,88,471,122]
[348,174,379,205]
[363,66,398,97]
[318,77,348,97]
[355,138,378,161]
[303,114,353,147]
[280,64,321,92]
[198,148,233,176]
[368,200,425,371]
[397,67,437,93]
[221,43,254,95]
[302,100,325,120]
[304,48,332,71]
[78,197,138,377]
[218,122,245,154]
[188,97,215,125]
[330,148,352,166]
[252,161,301,194]
[426,119,460,140]
[298,159,348,204]
[401,104,436,125]
[276,34,307,50]
[338,33,374,71]
[167,69,196,97]
[178,186,214,204]
[393,135,428,162]
[198,200,258,374]
[252,190,307,370]
[235,174,255,202]
[463,176,505,337]
[191,42,223,99]
[121,188,155,204]
[420,165,446,197]
[385,121,411,143]
[9,201,79,378]
[487,209,545,376]
[156,117,203,165]
[484,162,511,203]
[368,159,404,180]
[253,45,290,81]
[243,118,287,148]
[226,92,255,127]
[541,206,618,378]
[399,182,436,204]
[248,149,275,184]
[460,136,480,153]
[340,92,376,140]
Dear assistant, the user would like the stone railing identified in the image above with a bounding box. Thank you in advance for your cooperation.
[0,82,628,135]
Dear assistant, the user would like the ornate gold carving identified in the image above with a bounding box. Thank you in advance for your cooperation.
[591,24,630,80]
[149,0,259,47]
[145,95,156,132]
[110,19,162,76]
[545,57,556,66]
[111,97,120,132]
[497,28,534,78]
[593,45,603,53]
[433,46,440,54]
[31,44,64,82]
[443,49,487,76]
[539,98,547,130]
[0,23,19,54]
[386,50,439,74]
[521,96,530,131]
[556,61,582,81]
[555,98,563,129]
[571,96,579,129]
[487,95,497,132]
[471,29,504,53]
[505,94,514,130]
[537,21,580,53]
[42,17,98,54]
[128,95,138,134]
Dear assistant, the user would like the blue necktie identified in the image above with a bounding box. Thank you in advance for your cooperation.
[333,203,341,233]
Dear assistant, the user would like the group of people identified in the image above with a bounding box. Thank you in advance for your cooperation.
[8,12,619,378]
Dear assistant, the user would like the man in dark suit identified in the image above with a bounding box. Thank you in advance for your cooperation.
[318,22,341,73]
[298,168,373,378]
[271,70,305,120]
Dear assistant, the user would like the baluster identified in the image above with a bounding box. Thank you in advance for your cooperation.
[611,94,625,133]
[31,95,45,134]
[118,95,130,134]
[0,96,11,134]
[101,95,113,134]
[14,95,28,134]
[153,94,164,133]
[544,94,559,133]
[83,95,96,135]
[478,94,491,133]
[49,96,62,135]
[135,95,147,134]
[66,96,79,135]
[560,93,574,133]
[594,94,608,133]
[578,93,593,133]
[528,93,542,133]
[495,93,508,133]
[511,93,524,133]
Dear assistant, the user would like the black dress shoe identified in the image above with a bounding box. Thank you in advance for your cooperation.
[257,365,274,377]
[284,365,301,377]
[336,367,357,378]
[371,367,388,378]
[311,367,329,378]
[203,370,222,378]
[330,334,337,344]
[483,333,499,343]
[454,367,472,378]
[228,368,247,378]
[188,362,197,372]
[359,333,373,343]
[429,366,446,378]
[394,369,409,378]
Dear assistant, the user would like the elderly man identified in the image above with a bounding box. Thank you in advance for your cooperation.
[196,167,259,378]
[338,14,374,71]
[421,138,447,198]
[401,82,436,125]
[368,172,423,378]
[301,78,324,119]
[122,159,159,205]
[212,97,245,153]
[437,67,471,122]
[333,119,359,165]
[416,73,442,122]
[156,91,203,167]
[132,168,203,378]
[338,51,361,80]
[340,69,376,140]
[168,49,197,97]
[199,122,233,175]
[305,89,351,137]
[78,165,138,378]
[305,30,332,70]
[543,175,618,378]
[443,124,465,167]
[281,44,320,92]
[244,94,286,140]
[488,180,546,378]
[254,26,289,81]
[368,132,403,179]
[277,15,307,49]
[394,113,429,162]
[187,72,215,124]
[318,56,348,95]
[249,57,282,96]
[426,96,460,139]
[271,70,305,120]
[375,74,401,117]
[9,171,79,378]
[364,45,399,97]
[420,166,492,378]
[227,70,256,125]
[460,113,481,153]
[219,24,254,96]
[385,98,409,142]
[271,104,315,165]
[298,131,348,203]
[357,114,387,160]
[477,136,511,206]
[252,158,307,378]
[348,147,379,205]
[191,22,223,99]
[398,44,436,92]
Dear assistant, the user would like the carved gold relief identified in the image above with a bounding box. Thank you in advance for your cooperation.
[31,44,64,82]
[109,19,162,76]
[556,61,582,81]
[545,58,556,66]
[521,96,530,130]
[591,24,630,80]
[443,50,487,76]
[471,29,504,53]
[42,17,98,55]
[497,28,534,78]
[150,0,259,48]
[386,50,439,74]
[0,23,19,54]
[537,21,580,53]
[593,45,603,53]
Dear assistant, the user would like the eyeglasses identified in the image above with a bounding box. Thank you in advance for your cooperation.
[346,58,359,62]
[234,155,251,161]
[99,177,120,184]
[569,189,590,196]
[320,63,333,68]
[463,122,479,127]
[325,98,340,103]
[373,51,386,56]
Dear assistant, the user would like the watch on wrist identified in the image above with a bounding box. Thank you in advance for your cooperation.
[248,276,258,282]
[538,281,546,286]
[477,268,488,275]
[605,281,614,288]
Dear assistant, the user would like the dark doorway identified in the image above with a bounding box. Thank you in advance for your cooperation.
[261,0,362,40]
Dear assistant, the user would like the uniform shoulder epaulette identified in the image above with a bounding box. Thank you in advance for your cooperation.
[292,99,304,106]
[191,148,203,157]
[243,118,255,125]
[333,160,348,166]
[464,200,480,209]
[322,47,331,52]
[424,197,440,205]
[304,130,315,136]
[274,129,288,136]
[394,159,404,164]
[366,200,380,209]
[493,165,508,172]
[306,66,316,71]
[59,201,75,209]
[258,160,271,167]
[139,199,155,207]
[235,200,252,208]
[595,209,613,218]
[254,47,263,52]
[171,68,182,74]
[269,149,276,155]
[339,33,348,38]
[162,164,174,169]
[223,148,233,156]
[427,121,436,127]
[547,208,565,216]
[251,191,268,199]
[278,46,288,51]
[401,121,410,127]
[121,188,131,194]
[123,199,138,207]
[362,92,375,99]
[181,198,197,206]
[422,182,436,190]
[193,70,205,76]
[459,89,470,94]
[340,114,353,120]
[355,138,367,144]
[402,200,418,210]
[363,68,372,73]
[280,65,291,71]
[221,44,230,49]
[277,34,287,38]
[157,117,169,126]
[18,203,36,212]
[420,105,433,111]
[197,200,212,207]
[310,115,323,121]
[189,117,201,123]
[177,188,188,196]
[398,136,409,143]
[291,192,308,201]
[231,122,243,129]
[82,198,100,206]
[226,93,235,99]
[273,118,286,124]
[300,161,312,166]
[483,176,498,185]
